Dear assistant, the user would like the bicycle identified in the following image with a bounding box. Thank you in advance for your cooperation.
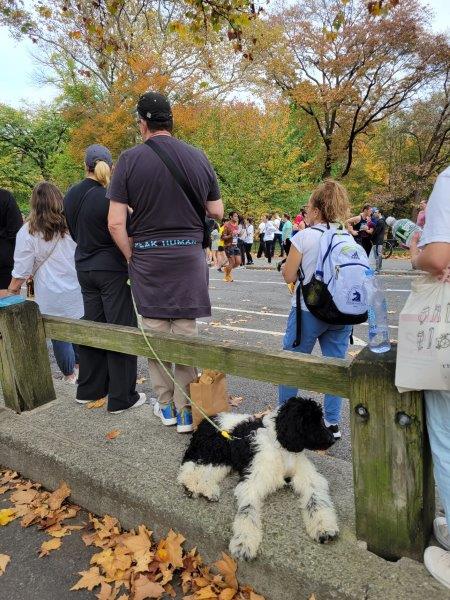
[382,237,399,259]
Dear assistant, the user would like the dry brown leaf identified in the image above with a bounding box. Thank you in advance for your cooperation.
[96,582,116,600]
[87,398,107,409]
[121,525,152,558]
[132,576,165,600]
[39,537,62,557]
[213,554,238,590]
[20,511,38,528]
[0,554,10,576]
[249,592,266,600]
[136,377,147,385]
[47,482,71,511]
[219,589,237,600]
[308,595,316,600]
[46,524,71,538]
[10,488,38,505]
[229,396,244,407]
[72,566,105,591]
[0,508,16,526]
[157,529,185,568]
[0,486,9,494]
[192,585,218,599]
[106,430,121,441]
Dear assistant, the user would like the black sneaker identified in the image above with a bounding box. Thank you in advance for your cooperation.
[326,424,341,439]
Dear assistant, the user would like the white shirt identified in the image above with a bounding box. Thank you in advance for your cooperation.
[12,223,83,319]
[244,224,254,244]
[263,220,278,241]
[290,225,331,311]
[273,218,281,230]
[258,222,265,236]
[419,166,450,247]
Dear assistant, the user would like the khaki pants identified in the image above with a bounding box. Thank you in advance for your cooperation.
[142,318,198,412]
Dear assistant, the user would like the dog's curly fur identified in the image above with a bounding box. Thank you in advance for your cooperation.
[178,396,339,560]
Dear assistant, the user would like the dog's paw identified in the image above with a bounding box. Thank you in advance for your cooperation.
[229,536,258,561]
[182,485,198,499]
[316,529,339,544]
[200,490,220,502]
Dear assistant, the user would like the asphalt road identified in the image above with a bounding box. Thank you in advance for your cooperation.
[47,263,414,464]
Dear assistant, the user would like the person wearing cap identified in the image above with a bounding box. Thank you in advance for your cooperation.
[107,91,223,434]
[370,207,386,273]
[64,144,146,414]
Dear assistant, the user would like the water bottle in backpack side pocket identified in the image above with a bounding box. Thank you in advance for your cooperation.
[385,216,422,248]
[364,268,391,353]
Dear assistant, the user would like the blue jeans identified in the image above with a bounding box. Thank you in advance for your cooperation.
[51,340,78,377]
[278,307,352,425]
[425,390,450,521]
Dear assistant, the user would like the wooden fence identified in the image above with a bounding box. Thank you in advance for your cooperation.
[0,300,434,562]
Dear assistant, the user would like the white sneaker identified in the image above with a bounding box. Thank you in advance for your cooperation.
[64,373,78,385]
[75,398,91,405]
[424,546,450,589]
[153,401,177,426]
[434,517,450,551]
[109,393,147,414]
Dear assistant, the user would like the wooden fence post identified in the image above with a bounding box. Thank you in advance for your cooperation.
[350,345,434,561]
[0,300,55,412]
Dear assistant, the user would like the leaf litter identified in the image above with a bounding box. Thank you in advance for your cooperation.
[0,469,268,599]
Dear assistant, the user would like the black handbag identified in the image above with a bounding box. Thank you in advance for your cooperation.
[145,138,210,249]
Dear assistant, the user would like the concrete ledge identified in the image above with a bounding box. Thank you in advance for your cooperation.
[0,382,446,600]
[245,265,422,276]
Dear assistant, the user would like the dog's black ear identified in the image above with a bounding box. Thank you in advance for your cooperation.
[275,397,335,452]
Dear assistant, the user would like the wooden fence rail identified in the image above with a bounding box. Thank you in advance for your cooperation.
[0,300,434,563]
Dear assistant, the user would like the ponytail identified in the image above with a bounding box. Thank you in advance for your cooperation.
[92,160,111,188]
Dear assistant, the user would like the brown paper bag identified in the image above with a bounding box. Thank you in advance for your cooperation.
[189,370,230,429]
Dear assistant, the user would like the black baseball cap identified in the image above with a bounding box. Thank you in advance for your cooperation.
[137,92,173,123]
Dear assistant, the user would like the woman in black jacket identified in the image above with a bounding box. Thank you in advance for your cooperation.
[64,144,146,414]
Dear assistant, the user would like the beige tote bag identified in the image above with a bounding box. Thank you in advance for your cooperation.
[396,276,450,393]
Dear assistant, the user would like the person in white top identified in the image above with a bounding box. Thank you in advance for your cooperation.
[256,217,266,259]
[410,165,450,590]
[263,214,278,264]
[279,180,353,439]
[244,217,254,265]
[0,182,83,383]
[272,212,284,257]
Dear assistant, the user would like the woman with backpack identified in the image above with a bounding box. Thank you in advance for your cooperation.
[278,180,357,440]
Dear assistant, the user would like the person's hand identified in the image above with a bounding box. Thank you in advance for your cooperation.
[0,289,12,298]
[438,265,450,283]
[409,231,421,269]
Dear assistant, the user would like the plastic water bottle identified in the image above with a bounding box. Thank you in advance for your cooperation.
[364,269,391,353]
[385,216,422,248]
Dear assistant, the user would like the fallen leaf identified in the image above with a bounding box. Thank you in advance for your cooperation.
[47,482,71,511]
[121,525,152,559]
[219,588,237,600]
[106,430,121,441]
[0,554,10,576]
[0,486,8,494]
[71,566,105,591]
[157,529,185,568]
[136,377,147,385]
[192,585,218,599]
[0,508,16,526]
[46,524,71,538]
[132,576,165,600]
[10,488,38,505]
[87,398,107,409]
[308,595,316,600]
[229,396,244,407]
[213,553,238,590]
[96,582,116,600]
[39,537,62,557]
[249,592,266,600]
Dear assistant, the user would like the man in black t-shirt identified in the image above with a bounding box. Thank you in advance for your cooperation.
[0,189,23,289]
[107,92,223,433]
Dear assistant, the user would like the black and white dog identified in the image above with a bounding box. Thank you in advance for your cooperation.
[178,396,339,560]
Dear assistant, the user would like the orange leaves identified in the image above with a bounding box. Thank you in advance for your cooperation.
[106,430,121,441]
[39,537,62,557]
[71,566,106,591]
[0,554,11,576]
[0,508,16,526]
[214,553,238,590]
[87,398,107,409]
[0,469,266,600]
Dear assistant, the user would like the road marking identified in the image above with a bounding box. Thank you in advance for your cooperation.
[211,305,399,329]
[198,320,367,346]
[211,278,411,293]
[212,306,290,317]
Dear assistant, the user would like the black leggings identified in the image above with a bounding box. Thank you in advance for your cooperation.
[244,243,253,264]
[265,240,275,263]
